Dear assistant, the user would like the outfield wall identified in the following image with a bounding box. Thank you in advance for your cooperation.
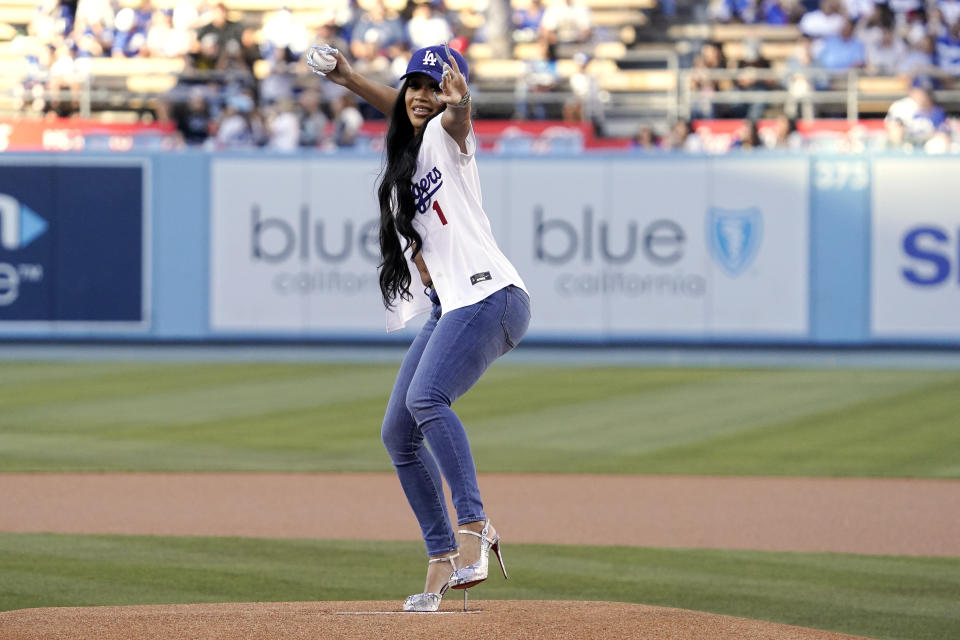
[0,152,957,346]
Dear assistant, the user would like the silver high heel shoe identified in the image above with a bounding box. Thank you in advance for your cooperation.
[447,519,508,590]
[402,553,458,612]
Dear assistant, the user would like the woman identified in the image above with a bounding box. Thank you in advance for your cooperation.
[308,44,531,612]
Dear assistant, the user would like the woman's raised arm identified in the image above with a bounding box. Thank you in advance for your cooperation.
[308,46,398,116]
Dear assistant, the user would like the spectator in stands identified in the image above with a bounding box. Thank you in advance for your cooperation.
[898,35,937,74]
[885,76,951,151]
[297,87,330,148]
[799,0,846,39]
[713,0,764,24]
[190,32,221,71]
[729,42,775,120]
[407,1,454,51]
[662,119,704,152]
[13,33,51,115]
[350,0,405,60]
[144,8,191,59]
[899,7,929,46]
[562,51,603,132]
[843,0,875,22]
[813,18,866,70]
[196,2,243,56]
[856,3,894,47]
[761,0,803,25]
[940,0,960,28]
[732,118,763,149]
[266,98,301,151]
[74,18,107,58]
[388,41,415,85]
[73,0,115,55]
[217,39,258,103]
[156,50,217,122]
[936,20,960,74]
[783,36,817,118]
[630,124,660,151]
[173,86,213,146]
[261,7,310,60]
[688,41,727,119]
[515,39,560,119]
[865,26,906,75]
[40,0,76,40]
[171,0,200,33]
[330,93,364,148]
[540,0,593,51]
[764,113,805,150]
[929,6,951,38]
[239,26,262,72]
[350,31,398,104]
[888,0,924,18]
[111,6,149,57]
[259,44,298,106]
[47,40,89,117]
[513,0,547,43]
[215,90,266,148]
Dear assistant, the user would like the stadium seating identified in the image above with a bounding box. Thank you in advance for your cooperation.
[2,0,957,140]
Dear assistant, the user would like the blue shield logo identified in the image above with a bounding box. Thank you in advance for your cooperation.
[708,207,762,277]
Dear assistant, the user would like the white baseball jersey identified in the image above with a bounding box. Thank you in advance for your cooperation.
[385,116,527,332]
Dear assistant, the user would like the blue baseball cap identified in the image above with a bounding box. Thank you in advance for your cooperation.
[401,44,469,85]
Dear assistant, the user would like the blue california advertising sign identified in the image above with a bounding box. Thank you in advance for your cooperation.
[0,163,145,323]
[707,207,763,277]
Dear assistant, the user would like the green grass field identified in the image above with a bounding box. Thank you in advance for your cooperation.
[1,534,958,640]
[2,362,959,476]
[1,360,958,640]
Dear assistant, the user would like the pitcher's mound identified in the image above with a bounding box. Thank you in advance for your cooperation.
[0,600,873,640]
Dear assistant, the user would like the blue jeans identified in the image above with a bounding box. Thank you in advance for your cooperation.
[381,285,531,556]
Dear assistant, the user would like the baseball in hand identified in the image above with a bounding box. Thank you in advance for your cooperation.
[307,46,338,75]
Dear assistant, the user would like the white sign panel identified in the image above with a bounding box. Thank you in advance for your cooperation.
[707,158,809,335]
[499,157,809,338]
[211,156,809,339]
[502,160,607,335]
[606,159,711,334]
[211,158,390,333]
[872,158,960,337]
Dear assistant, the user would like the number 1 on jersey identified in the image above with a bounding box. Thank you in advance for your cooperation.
[432,201,448,225]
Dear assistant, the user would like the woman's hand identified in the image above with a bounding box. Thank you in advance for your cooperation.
[306,45,354,87]
[435,44,469,108]
[438,44,471,152]
[307,44,397,115]
[323,49,355,86]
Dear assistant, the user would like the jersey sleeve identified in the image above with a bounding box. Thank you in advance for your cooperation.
[424,115,476,166]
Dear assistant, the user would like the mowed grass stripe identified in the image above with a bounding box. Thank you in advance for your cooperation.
[1,362,958,476]
[0,533,957,640]
[618,377,960,477]
[0,363,393,411]
[461,370,943,453]
[0,433,375,471]
[2,365,396,430]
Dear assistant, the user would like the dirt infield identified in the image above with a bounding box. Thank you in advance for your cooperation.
[0,601,875,640]
[3,472,958,640]
[2,473,958,556]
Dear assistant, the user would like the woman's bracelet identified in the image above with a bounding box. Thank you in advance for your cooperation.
[452,90,471,109]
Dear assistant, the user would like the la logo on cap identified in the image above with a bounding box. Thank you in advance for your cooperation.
[423,50,439,66]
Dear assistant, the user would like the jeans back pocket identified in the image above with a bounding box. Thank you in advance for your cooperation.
[501,286,531,349]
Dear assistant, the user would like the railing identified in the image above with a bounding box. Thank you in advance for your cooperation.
[4,65,960,129]
[675,68,960,123]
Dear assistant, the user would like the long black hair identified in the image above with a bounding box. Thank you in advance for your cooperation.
[376,77,441,308]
